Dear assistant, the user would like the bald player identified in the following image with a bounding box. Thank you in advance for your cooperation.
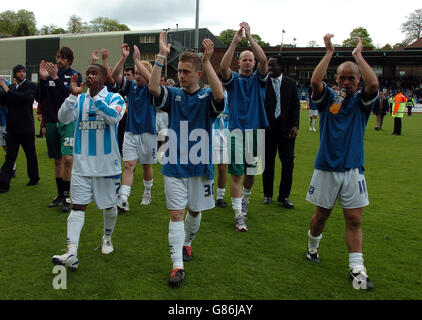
[305,34,378,291]
[220,22,269,232]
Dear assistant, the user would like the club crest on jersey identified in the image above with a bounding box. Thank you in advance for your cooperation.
[175,95,182,102]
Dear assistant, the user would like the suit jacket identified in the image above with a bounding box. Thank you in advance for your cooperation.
[264,75,300,138]
[0,80,37,134]
[373,97,389,116]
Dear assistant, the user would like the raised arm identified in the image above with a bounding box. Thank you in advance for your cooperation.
[202,38,224,104]
[100,48,115,85]
[311,33,334,99]
[90,50,99,65]
[58,74,83,124]
[220,27,243,82]
[133,45,151,83]
[149,32,171,97]
[241,22,267,76]
[352,37,379,97]
[111,43,130,88]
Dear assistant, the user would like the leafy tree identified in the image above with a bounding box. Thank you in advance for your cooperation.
[342,27,374,47]
[0,9,37,36]
[307,40,318,47]
[90,17,130,32]
[39,25,66,35]
[381,43,393,50]
[401,9,422,42]
[217,29,269,47]
[67,15,89,34]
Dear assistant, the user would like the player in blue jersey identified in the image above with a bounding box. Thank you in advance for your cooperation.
[149,33,225,288]
[52,63,125,270]
[212,83,230,208]
[112,43,156,212]
[305,34,378,291]
[220,22,268,232]
[38,47,83,213]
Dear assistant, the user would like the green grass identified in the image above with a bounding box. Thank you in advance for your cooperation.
[0,110,421,300]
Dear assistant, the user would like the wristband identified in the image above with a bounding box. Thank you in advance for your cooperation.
[157,54,167,60]
[155,61,164,68]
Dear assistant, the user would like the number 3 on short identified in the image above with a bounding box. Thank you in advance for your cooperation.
[204,183,214,197]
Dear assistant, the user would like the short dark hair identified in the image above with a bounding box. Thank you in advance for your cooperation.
[57,46,74,66]
[269,56,283,66]
[88,63,107,77]
[179,52,203,71]
[12,64,26,77]
[124,67,135,74]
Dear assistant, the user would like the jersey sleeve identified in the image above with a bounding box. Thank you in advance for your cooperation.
[360,87,378,114]
[93,93,125,125]
[311,82,331,112]
[119,78,131,97]
[58,94,79,124]
[152,86,171,113]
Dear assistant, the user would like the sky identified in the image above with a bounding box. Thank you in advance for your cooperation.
[3,0,421,47]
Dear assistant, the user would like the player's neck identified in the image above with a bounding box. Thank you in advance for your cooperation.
[182,83,200,94]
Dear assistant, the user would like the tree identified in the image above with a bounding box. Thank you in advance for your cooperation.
[401,9,422,42]
[342,27,374,47]
[381,43,393,50]
[0,9,37,36]
[89,17,130,32]
[217,29,269,47]
[67,15,89,34]
[307,40,318,47]
[39,25,66,35]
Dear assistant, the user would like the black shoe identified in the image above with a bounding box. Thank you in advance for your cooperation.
[183,246,193,262]
[306,249,320,263]
[0,187,9,193]
[49,196,64,208]
[61,198,71,213]
[169,269,185,288]
[374,127,380,131]
[263,197,272,204]
[349,267,374,291]
[36,134,43,138]
[11,170,16,178]
[27,178,40,186]
[216,198,227,208]
[278,197,294,209]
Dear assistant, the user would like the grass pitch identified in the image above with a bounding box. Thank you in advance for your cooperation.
[0,110,421,300]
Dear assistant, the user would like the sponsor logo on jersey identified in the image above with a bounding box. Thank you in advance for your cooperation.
[308,186,315,195]
[175,95,182,102]
[79,120,106,130]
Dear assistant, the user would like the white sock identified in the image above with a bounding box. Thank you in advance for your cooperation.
[168,220,185,270]
[121,185,131,201]
[313,118,317,130]
[143,179,153,195]
[242,187,252,200]
[67,210,85,255]
[232,197,242,216]
[184,212,201,247]
[103,206,118,237]
[308,229,322,254]
[349,252,364,269]
[217,188,225,200]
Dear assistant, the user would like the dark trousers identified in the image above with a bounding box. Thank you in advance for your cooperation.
[0,132,39,190]
[393,117,402,135]
[262,129,295,200]
[408,107,412,116]
[118,113,127,157]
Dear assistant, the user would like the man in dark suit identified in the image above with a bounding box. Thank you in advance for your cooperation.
[0,64,39,192]
[373,91,388,130]
[262,56,300,208]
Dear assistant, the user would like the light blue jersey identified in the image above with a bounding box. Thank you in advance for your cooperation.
[58,87,126,177]
[153,86,223,179]
[120,78,157,135]
[0,79,10,126]
[312,84,377,173]
[223,71,269,131]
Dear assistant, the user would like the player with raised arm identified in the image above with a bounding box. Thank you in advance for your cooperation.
[305,34,378,291]
[149,33,225,287]
[52,64,125,270]
[220,22,269,231]
[111,43,157,211]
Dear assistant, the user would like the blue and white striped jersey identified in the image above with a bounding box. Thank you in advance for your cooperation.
[58,87,126,177]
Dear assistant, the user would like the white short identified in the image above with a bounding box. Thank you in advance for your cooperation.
[0,126,6,146]
[212,130,229,164]
[309,109,319,117]
[71,174,121,209]
[164,175,215,212]
[123,132,157,164]
[306,168,369,209]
